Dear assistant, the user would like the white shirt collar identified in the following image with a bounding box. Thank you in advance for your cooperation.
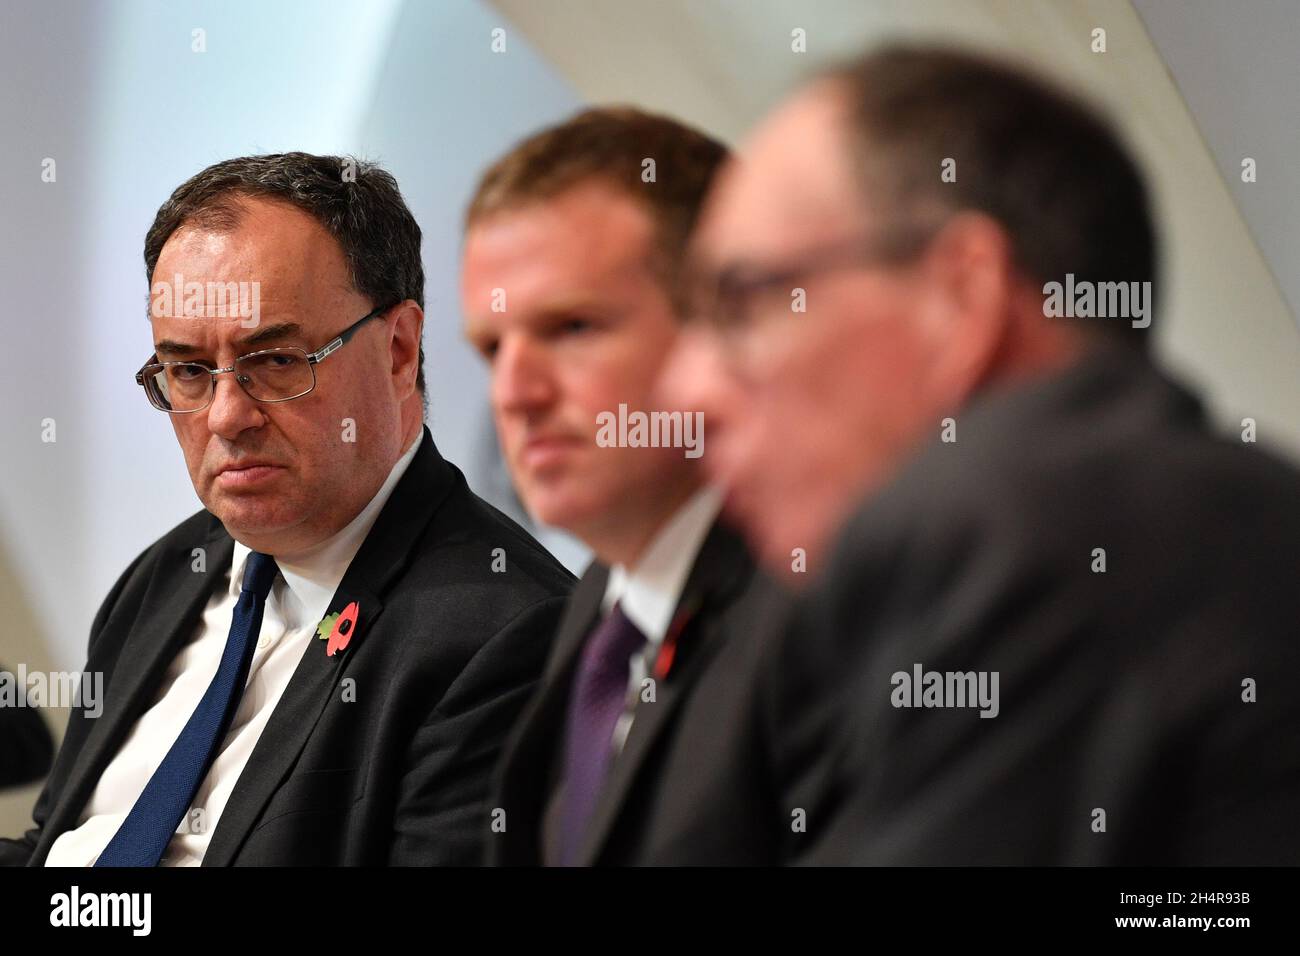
[229,430,424,629]
[600,486,723,647]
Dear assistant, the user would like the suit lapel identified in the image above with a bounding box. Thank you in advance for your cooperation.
[203,428,455,865]
[542,564,610,689]
[40,517,233,854]
[576,522,753,865]
[495,562,607,863]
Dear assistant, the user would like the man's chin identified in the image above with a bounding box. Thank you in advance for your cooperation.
[209,499,306,542]
[745,511,830,591]
[523,498,586,534]
[520,486,609,538]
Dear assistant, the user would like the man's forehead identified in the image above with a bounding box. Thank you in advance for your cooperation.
[147,281,358,353]
[157,201,348,285]
[464,196,659,306]
[469,186,655,260]
[152,231,356,317]
[149,313,306,353]
[698,85,860,258]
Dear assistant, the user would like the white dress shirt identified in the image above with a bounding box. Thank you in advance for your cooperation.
[600,486,722,755]
[47,432,423,867]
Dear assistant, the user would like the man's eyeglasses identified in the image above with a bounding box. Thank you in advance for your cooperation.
[685,229,933,333]
[136,304,392,414]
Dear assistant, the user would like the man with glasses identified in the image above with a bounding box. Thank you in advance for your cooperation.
[659,46,1300,863]
[0,152,573,866]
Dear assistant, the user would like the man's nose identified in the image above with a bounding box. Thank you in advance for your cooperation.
[206,372,266,440]
[492,336,556,415]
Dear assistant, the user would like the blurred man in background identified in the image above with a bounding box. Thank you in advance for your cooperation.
[464,108,791,865]
[662,45,1300,864]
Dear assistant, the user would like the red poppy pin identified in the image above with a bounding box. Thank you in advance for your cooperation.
[316,601,360,658]
[652,601,699,680]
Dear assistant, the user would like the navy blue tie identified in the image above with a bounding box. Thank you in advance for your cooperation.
[95,551,278,867]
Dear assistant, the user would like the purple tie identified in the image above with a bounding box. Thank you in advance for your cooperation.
[555,603,645,865]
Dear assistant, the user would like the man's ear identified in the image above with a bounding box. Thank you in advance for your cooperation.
[389,300,424,396]
[917,213,1016,409]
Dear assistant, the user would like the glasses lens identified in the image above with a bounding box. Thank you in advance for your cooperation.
[236,350,314,402]
[147,364,211,412]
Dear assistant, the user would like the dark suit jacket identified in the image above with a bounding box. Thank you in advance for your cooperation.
[490,520,792,865]
[0,427,573,866]
[773,346,1300,865]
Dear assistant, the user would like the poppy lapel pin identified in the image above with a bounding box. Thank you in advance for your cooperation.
[316,601,360,658]
[652,600,700,681]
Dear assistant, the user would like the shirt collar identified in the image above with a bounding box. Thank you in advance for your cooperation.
[601,486,723,647]
[229,430,424,628]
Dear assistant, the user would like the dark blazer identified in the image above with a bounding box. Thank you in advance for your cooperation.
[490,520,792,866]
[0,427,573,866]
[773,346,1300,865]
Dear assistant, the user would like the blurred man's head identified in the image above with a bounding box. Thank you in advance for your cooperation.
[461,107,728,565]
[141,153,426,556]
[660,46,1158,582]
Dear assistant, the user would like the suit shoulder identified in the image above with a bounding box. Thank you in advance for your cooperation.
[86,508,221,650]
[112,507,218,588]
[433,477,575,593]
[398,471,573,643]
